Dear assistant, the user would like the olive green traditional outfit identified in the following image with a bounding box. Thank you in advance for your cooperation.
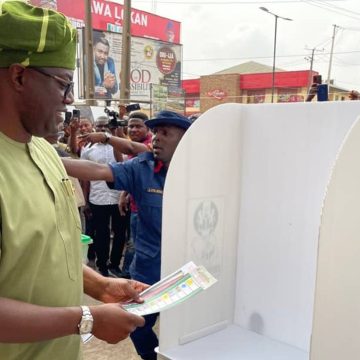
[0,1,82,359]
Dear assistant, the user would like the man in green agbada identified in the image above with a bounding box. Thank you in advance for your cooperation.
[0,1,146,359]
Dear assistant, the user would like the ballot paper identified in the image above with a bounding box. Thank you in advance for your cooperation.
[123,261,217,316]
[81,262,216,344]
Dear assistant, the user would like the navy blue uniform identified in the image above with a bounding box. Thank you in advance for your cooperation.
[109,152,166,360]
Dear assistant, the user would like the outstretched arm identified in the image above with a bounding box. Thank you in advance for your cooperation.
[80,132,149,156]
[62,158,114,182]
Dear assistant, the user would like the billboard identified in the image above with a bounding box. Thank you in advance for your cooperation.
[30,0,181,44]
[89,29,182,102]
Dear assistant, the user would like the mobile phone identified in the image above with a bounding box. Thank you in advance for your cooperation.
[313,75,322,84]
[73,109,80,119]
[64,111,72,125]
[125,103,141,112]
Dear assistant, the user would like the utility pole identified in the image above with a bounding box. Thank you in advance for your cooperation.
[259,7,292,103]
[326,24,339,84]
[83,0,95,105]
[305,47,324,94]
[120,0,131,105]
[151,0,157,13]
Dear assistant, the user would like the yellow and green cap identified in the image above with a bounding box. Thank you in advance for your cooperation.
[0,0,76,69]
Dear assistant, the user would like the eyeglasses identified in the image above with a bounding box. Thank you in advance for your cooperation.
[29,67,74,101]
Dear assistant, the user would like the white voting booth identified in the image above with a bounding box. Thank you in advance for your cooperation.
[157,101,360,360]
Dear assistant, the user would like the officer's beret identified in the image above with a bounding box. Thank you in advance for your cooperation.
[145,110,192,131]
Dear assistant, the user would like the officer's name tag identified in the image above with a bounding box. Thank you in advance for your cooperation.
[147,188,163,194]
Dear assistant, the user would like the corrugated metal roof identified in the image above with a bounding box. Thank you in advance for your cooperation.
[213,61,284,75]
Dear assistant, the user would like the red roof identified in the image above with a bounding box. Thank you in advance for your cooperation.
[182,70,318,94]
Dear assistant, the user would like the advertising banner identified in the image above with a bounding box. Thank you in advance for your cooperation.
[30,0,181,44]
[91,29,182,103]
[151,84,168,114]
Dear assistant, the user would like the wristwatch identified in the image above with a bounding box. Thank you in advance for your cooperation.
[78,305,93,335]
[103,132,112,144]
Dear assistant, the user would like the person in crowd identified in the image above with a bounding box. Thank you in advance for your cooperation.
[81,116,127,278]
[0,2,146,359]
[305,82,318,102]
[120,112,153,278]
[82,111,153,278]
[63,110,192,360]
[57,119,71,145]
[349,90,360,100]
[79,116,94,135]
[68,116,94,155]
[93,32,118,99]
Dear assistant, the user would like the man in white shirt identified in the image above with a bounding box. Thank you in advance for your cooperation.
[81,116,126,277]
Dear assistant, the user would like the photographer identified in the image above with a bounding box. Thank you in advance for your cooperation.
[80,106,149,156]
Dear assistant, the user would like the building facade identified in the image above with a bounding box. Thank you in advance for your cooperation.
[183,61,350,115]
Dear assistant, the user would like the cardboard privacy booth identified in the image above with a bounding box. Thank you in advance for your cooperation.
[310,114,360,359]
[157,101,360,359]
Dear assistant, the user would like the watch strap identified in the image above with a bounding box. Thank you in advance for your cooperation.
[103,132,112,143]
[78,305,93,335]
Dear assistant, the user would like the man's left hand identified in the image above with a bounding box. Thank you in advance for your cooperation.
[99,278,149,304]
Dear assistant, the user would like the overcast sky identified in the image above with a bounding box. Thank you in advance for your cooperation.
[123,0,360,90]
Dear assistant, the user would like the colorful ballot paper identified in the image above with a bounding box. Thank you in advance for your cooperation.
[123,262,217,316]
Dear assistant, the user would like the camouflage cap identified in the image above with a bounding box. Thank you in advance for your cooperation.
[0,0,76,69]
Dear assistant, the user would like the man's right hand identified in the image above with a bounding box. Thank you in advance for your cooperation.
[79,132,107,146]
[90,303,145,344]
[305,83,318,102]
[118,192,129,216]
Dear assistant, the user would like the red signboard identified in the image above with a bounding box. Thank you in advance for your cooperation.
[156,46,177,75]
[240,70,317,90]
[30,0,181,44]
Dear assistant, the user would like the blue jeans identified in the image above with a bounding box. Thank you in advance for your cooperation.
[122,212,137,274]
[130,313,158,360]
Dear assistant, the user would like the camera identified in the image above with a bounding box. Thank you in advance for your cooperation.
[104,104,140,128]
[104,107,126,129]
[125,103,141,112]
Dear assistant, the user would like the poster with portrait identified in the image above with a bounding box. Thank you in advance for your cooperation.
[88,29,183,102]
